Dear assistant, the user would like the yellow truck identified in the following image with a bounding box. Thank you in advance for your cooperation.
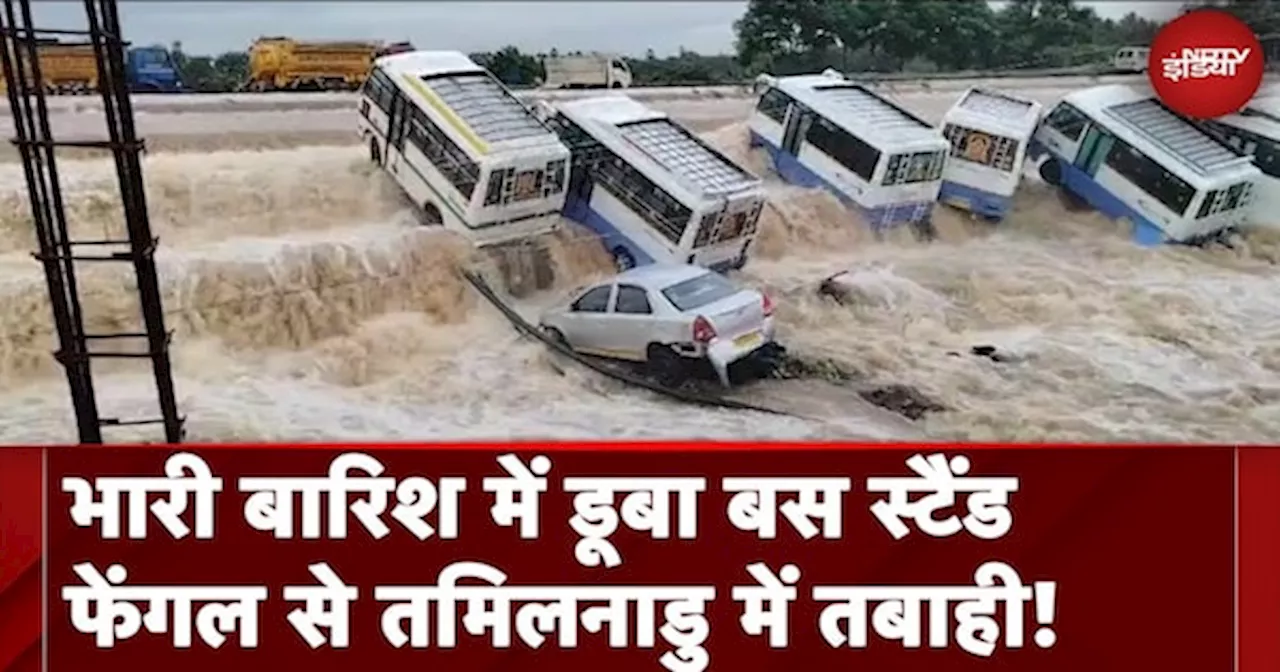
[1,40,183,94]
[0,40,98,94]
[242,37,413,92]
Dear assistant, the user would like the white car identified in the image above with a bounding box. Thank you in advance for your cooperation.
[537,264,784,386]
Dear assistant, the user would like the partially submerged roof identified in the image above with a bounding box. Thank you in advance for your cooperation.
[950,87,1042,132]
[559,95,761,196]
[769,72,942,146]
[378,50,559,151]
[1064,85,1250,176]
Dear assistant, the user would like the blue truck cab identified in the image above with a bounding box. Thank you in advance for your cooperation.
[126,46,184,92]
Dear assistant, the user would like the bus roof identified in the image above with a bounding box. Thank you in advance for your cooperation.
[945,87,1042,135]
[558,95,761,197]
[1226,95,1280,136]
[767,71,942,147]
[1065,84,1252,177]
[377,50,561,152]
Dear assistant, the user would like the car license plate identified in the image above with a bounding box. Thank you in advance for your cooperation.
[733,331,762,349]
[944,195,971,211]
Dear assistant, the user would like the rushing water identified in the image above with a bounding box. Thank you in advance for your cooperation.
[1,83,1278,444]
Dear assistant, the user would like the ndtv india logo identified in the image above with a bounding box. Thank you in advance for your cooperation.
[1148,8,1264,119]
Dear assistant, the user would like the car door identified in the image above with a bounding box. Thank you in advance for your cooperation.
[560,284,615,354]
[594,284,656,361]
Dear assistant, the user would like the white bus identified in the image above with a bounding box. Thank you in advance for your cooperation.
[938,87,1043,221]
[1030,84,1261,246]
[357,51,572,247]
[748,69,948,231]
[1191,95,1280,231]
[541,95,767,272]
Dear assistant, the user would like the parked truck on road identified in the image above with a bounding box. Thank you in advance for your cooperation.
[542,54,632,89]
[241,37,413,92]
[0,40,183,94]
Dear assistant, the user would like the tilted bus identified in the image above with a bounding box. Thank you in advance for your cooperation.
[938,87,1043,221]
[356,51,571,249]
[541,95,767,272]
[1029,85,1261,246]
[747,69,948,231]
[1190,94,1280,231]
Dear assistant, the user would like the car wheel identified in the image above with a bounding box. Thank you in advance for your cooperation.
[611,246,636,271]
[646,344,686,387]
[369,138,382,166]
[542,325,569,350]
[419,203,443,227]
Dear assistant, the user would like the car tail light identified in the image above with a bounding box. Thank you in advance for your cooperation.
[692,315,716,344]
[761,293,774,317]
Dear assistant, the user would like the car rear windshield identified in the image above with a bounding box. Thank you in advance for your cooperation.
[661,272,738,312]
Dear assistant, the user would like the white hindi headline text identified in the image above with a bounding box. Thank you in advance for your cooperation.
[57,450,1056,668]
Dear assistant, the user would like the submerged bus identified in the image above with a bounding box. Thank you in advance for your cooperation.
[938,87,1043,221]
[1030,85,1260,245]
[1191,95,1280,231]
[747,69,948,231]
[542,95,767,272]
[357,51,572,249]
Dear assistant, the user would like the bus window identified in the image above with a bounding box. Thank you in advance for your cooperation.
[1103,138,1195,215]
[943,124,1020,172]
[1043,103,1089,141]
[804,116,880,181]
[755,88,791,124]
[364,68,396,112]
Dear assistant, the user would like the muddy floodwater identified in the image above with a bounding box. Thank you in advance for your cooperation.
[1,80,1278,444]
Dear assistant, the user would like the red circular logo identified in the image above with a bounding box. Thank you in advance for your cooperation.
[1148,9,1264,119]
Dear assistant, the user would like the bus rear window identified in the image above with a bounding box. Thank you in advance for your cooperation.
[942,125,1020,172]
[883,150,946,185]
[661,272,738,312]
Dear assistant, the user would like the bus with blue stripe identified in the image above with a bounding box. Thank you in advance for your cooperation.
[541,95,766,273]
[357,51,571,246]
[1189,94,1280,232]
[747,69,948,231]
[1029,85,1260,246]
[938,87,1043,221]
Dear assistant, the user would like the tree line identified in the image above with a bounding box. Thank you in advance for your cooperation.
[169,0,1280,92]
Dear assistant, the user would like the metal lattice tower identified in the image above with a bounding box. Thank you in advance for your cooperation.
[0,0,183,443]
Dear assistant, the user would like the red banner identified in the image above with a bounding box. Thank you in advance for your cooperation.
[0,443,1276,671]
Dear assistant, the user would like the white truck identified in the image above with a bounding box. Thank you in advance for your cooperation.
[542,54,633,89]
[1111,46,1150,73]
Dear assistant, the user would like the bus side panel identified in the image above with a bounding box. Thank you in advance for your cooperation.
[396,143,472,229]
[563,185,663,266]
[747,112,783,153]
[1056,159,1168,246]
[793,139,938,227]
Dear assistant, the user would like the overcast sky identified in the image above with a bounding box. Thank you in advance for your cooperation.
[30,1,1186,57]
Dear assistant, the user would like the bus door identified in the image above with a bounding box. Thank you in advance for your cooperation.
[1073,124,1115,178]
[781,103,813,156]
[387,93,409,175]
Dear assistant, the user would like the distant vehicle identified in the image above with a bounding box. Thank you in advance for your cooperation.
[243,37,411,92]
[542,54,632,89]
[538,264,783,387]
[938,87,1043,221]
[0,40,183,94]
[1029,84,1261,245]
[748,69,948,231]
[357,51,571,293]
[1191,96,1280,231]
[1112,47,1150,73]
[540,95,766,272]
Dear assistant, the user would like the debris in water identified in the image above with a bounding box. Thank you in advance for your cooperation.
[857,385,947,420]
